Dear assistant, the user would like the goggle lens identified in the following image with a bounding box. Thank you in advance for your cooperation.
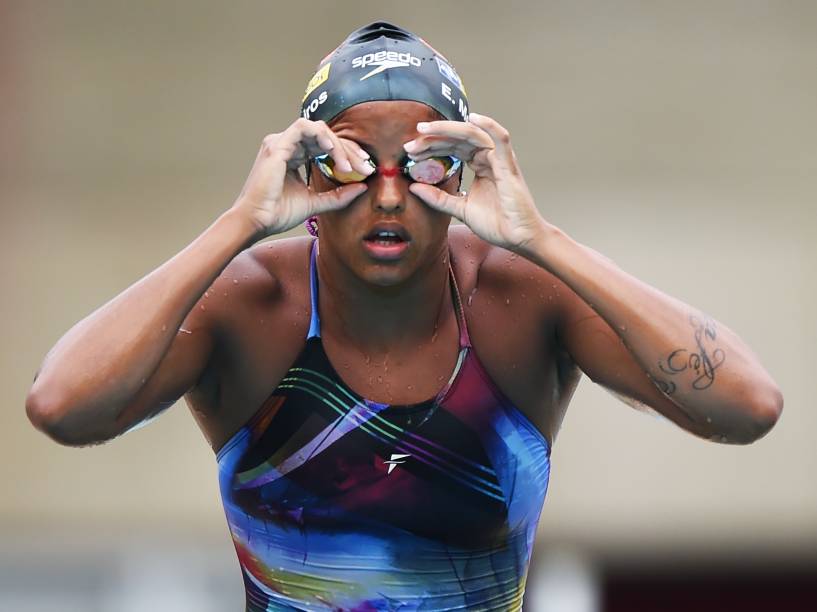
[406,156,461,184]
[313,154,374,184]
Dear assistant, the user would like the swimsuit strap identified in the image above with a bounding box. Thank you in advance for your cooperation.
[307,238,321,339]
[306,238,472,349]
[447,251,472,349]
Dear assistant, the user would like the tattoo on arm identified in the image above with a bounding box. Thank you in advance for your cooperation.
[657,314,726,391]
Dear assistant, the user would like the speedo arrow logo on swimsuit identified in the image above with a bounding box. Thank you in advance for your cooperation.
[352,51,422,81]
[384,453,411,475]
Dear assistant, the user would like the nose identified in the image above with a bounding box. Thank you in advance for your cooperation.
[370,167,405,213]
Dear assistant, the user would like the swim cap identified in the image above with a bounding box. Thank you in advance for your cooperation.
[300,22,469,125]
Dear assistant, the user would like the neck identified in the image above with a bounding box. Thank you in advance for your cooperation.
[316,242,453,354]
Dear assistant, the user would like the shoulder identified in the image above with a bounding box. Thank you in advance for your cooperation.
[195,234,313,333]
[228,234,312,294]
[446,224,561,293]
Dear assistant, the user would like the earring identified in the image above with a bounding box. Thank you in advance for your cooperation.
[305,216,319,237]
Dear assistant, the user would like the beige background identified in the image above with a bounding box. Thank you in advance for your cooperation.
[1,0,815,600]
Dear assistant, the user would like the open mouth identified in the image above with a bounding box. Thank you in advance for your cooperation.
[364,231,406,246]
[362,226,411,259]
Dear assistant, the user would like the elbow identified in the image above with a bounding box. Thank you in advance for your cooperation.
[722,384,784,445]
[25,386,108,447]
[748,384,784,441]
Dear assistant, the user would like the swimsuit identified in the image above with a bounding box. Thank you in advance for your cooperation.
[216,239,552,611]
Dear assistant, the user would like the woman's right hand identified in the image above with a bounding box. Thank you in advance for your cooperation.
[230,118,373,238]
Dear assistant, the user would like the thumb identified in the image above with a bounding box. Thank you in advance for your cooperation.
[409,183,466,222]
[309,183,368,216]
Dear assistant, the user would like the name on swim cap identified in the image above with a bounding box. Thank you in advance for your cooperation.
[300,22,469,124]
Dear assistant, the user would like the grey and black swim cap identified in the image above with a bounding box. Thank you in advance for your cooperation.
[299,22,469,124]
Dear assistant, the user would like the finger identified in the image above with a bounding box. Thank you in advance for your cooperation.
[300,121,356,174]
[409,183,466,221]
[337,137,375,176]
[309,182,368,215]
[415,120,493,148]
[467,113,517,170]
[406,138,486,163]
[276,119,362,176]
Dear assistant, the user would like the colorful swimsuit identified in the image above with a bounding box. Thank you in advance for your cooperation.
[216,239,552,611]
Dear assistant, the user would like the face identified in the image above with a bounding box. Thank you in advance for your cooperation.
[311,101,460,287]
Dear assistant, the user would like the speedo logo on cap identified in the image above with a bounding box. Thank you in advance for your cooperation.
[351,50,422,81]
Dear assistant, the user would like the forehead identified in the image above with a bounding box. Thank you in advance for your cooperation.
[329,101,442,147]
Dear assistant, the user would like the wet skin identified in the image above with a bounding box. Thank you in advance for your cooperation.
[183,102,585,453]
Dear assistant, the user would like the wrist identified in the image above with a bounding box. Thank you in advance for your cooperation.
[515,219,566,265]
[218,206,266,251]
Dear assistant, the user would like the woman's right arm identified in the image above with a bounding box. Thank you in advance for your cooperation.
[25,210,259,446]
[25,120,372,446]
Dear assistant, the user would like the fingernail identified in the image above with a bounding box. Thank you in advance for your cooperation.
[468,112,481,121]
[362,160,375,175]
[403,139,417,151]
[357,148,370,160]
[416,122,430,132]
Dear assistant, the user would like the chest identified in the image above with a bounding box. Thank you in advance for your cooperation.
[195,251,574,454]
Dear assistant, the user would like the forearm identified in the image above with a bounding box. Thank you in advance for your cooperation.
[27,209,258,423]
[522,223,783,442]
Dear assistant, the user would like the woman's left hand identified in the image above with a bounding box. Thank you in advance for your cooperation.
[404,113,546,253]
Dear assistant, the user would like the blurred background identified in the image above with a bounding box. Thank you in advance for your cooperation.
[1,1,815,610]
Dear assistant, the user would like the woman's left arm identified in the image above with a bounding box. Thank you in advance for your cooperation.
[406,112,783,444]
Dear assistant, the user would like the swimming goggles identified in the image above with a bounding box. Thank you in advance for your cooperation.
[312,154,462,186]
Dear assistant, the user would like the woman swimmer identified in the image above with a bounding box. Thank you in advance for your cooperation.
[26,22,783,611]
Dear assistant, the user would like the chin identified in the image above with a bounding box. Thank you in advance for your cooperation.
[356,258,417,287]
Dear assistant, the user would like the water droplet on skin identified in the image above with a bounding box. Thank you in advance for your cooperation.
[260,319,265,325]
[178,327,192,335]
[377,375,383,383]
[223,292,228,297]
[407,385,413,391]
[200,305,206,310]
[465,243,471,249]
[161,324,167,332]
[431,331,438,343]
[619,325,627,331]
[204,291,210,298]
[365,355,371,365]
[467,295,473,306]
[233,279,239,285]
[552,284,557,289]
[706,416,712,423]
[505,298,510,305]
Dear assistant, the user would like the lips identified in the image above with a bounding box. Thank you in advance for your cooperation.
[362,222,412,260]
